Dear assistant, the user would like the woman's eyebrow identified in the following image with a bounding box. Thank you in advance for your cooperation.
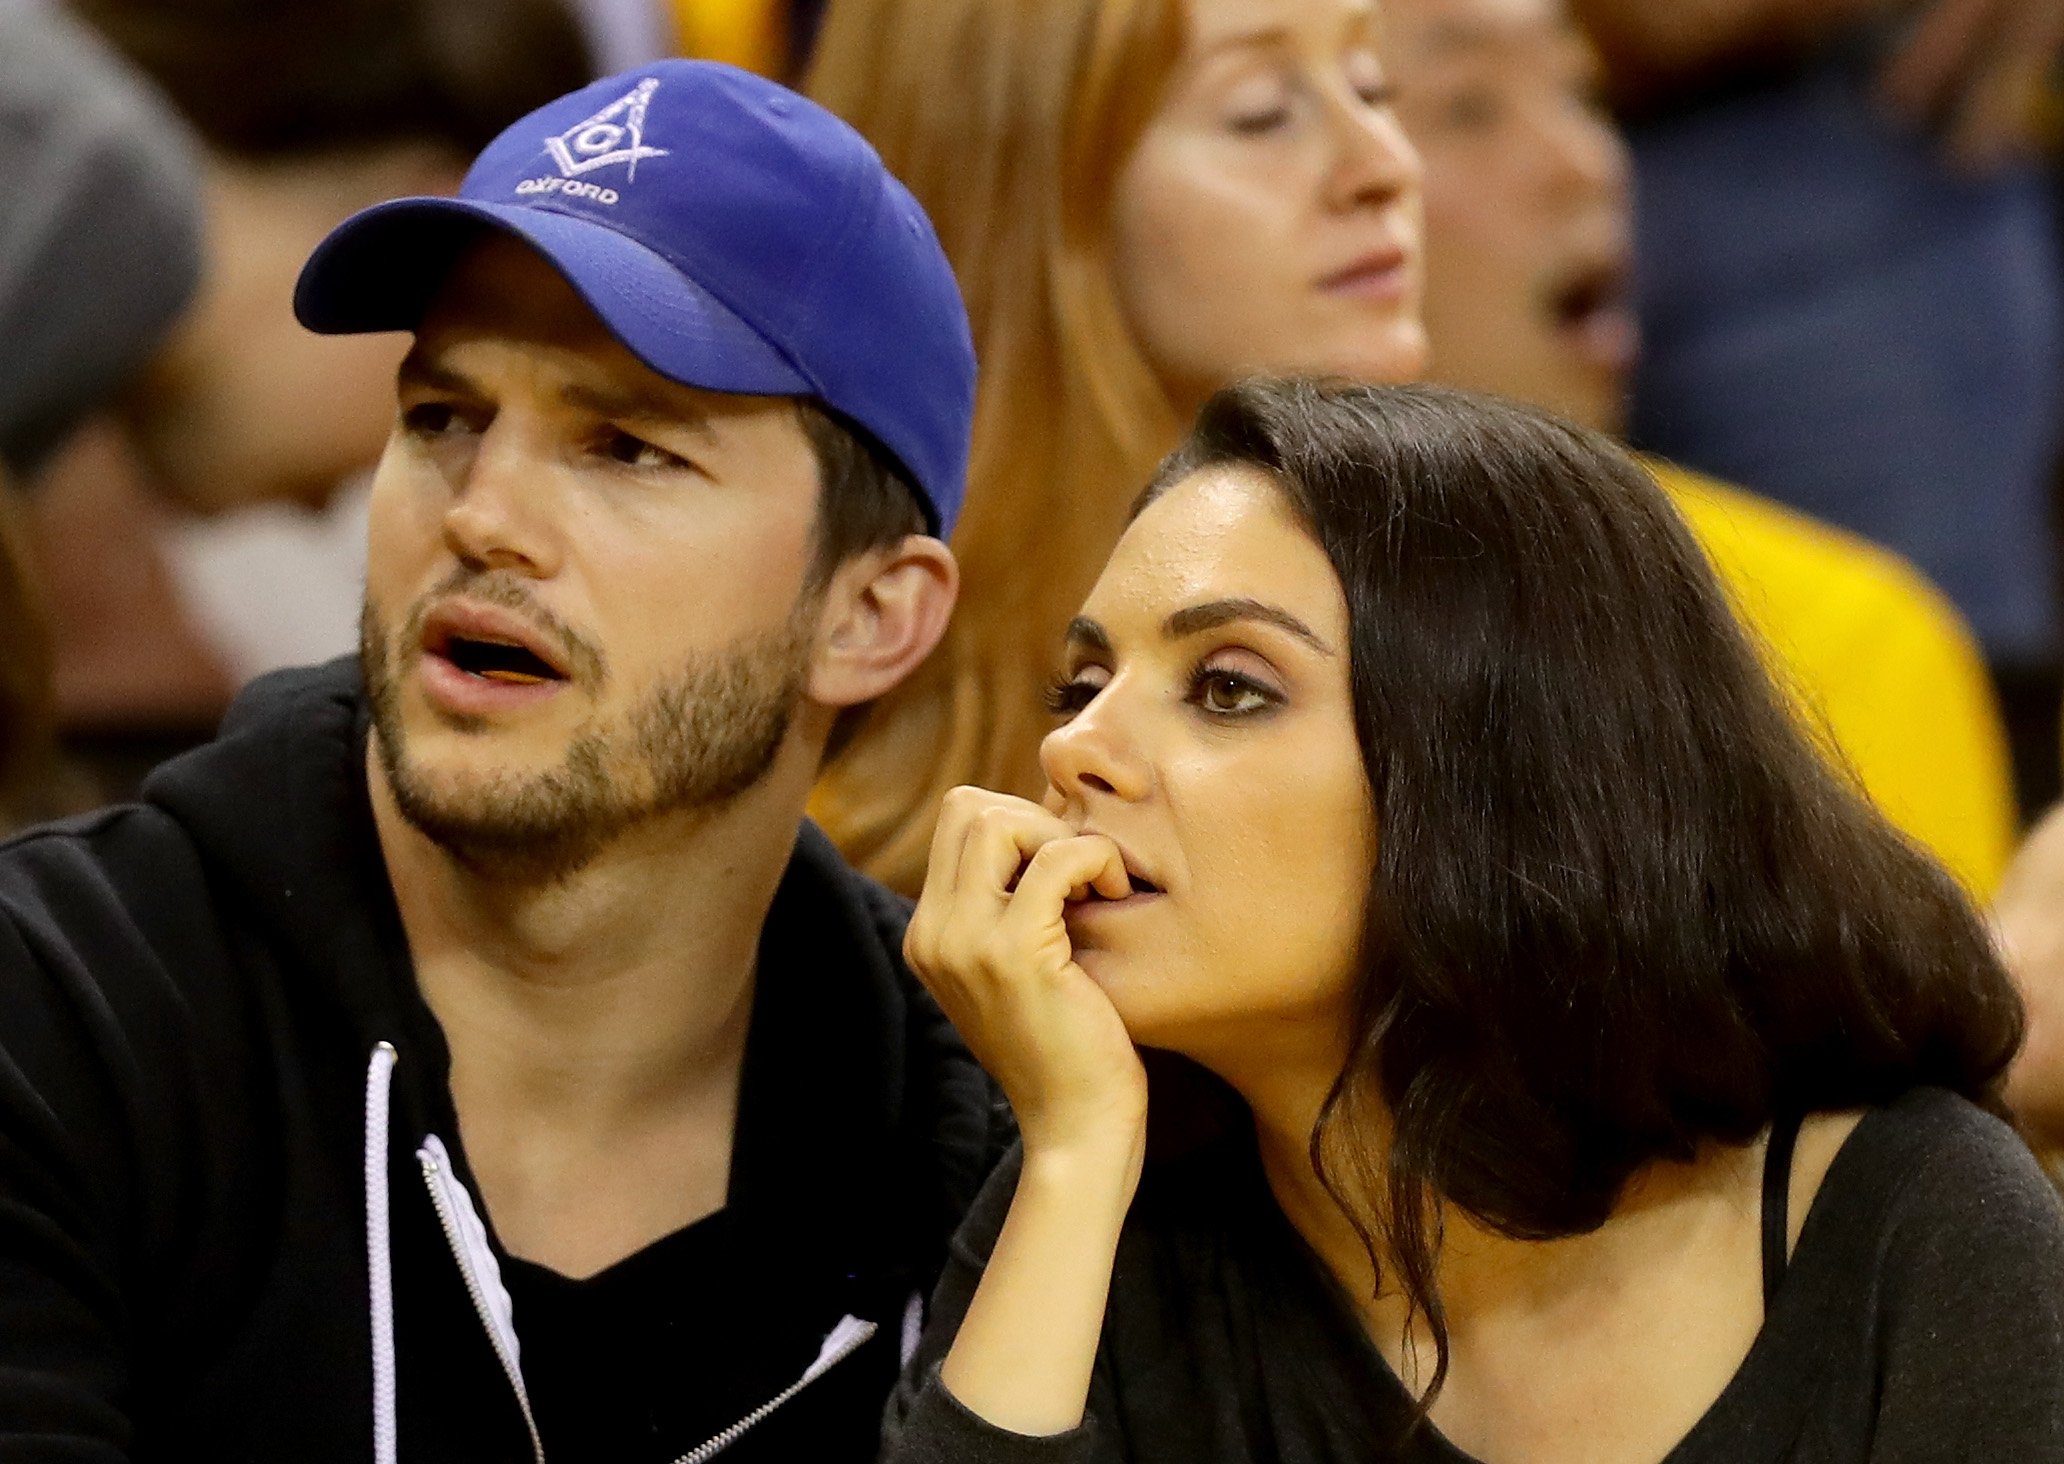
[1164,598,1333,654]
[1065,617,1115,656]
[1190,0,1378,62]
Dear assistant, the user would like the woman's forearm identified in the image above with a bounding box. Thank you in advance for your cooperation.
[938,1127,1145,1438]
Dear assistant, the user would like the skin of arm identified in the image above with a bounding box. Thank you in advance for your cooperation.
[902,786,1150,1437]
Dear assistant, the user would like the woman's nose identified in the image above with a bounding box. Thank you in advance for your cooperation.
[1040,692,1152,805]
[1326,96,1425,214]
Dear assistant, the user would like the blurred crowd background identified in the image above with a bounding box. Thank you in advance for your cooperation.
[6,0,2064,872]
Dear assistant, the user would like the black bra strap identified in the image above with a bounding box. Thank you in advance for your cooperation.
[1760,1111,1804,1314]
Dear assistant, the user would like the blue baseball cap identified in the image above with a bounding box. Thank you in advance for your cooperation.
[294,60,973,537]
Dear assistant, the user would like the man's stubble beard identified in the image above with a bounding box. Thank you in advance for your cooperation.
[361,589,816,884]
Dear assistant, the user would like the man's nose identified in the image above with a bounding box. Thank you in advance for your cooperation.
[439,418,566,578]
[1538,93,1632,208]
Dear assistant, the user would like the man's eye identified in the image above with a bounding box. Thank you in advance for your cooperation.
[1192,671,1277,716]
[402,402,458,435]
[1440,89,1505,130]
[604,431,680,469]
[1345,49,1394,109]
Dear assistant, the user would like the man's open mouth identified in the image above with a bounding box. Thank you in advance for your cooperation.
[438,636,566,685]
[1553,262,1626,332]
[1548,258,1640,373]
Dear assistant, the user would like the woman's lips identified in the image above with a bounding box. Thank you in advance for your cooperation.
[1317,248,1413,302]
[1064,846,1165,919]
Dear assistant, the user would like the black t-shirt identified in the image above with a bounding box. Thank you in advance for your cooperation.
[886,1087,2064,1463]
[506,1203,908,1464]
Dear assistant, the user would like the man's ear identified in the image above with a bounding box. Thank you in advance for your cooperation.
[807,535,959,709]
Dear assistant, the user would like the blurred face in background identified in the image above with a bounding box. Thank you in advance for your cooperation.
[1387,0,1636,432]
[130,146,469,514]
[1110,0,1428,415]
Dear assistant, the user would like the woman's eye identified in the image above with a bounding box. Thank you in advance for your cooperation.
[1044,671,1108,718]
[1191,670,1278,716]
[1228,105,1292,135]
[1222,72,1297,135]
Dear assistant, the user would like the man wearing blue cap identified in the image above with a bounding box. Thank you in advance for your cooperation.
[0,62,998,1462]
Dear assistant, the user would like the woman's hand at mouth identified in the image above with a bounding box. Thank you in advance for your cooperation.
[905,786,1150,1163]
[904,787,1151,1436]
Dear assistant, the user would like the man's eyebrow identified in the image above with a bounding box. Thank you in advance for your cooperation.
[1065,617,1114,656]
[395,349,475,396]
[560,382,720,443]
[1164,598,1334,654]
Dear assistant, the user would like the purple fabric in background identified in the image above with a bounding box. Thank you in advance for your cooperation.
[1627,48,2064,665]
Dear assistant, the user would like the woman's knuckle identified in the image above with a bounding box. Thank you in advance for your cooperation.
[942,785,984,817]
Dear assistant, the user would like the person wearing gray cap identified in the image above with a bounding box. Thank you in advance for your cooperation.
[0,59,996,1463]
[0,1,204,480]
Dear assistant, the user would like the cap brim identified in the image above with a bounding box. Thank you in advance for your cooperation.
[293,197,812,399]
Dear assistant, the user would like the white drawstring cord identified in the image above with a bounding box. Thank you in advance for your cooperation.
[366,1042,399,1464]
[900,1289,924,1367]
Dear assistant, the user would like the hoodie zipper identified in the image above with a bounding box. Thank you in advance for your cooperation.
[672,1314,879,1464]
[418,1143,547,1464]
[417,1138,881,1464]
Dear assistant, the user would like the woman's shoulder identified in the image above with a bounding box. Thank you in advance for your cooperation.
[1836,1087,2056,1217]
[1801,1087,2064,1312]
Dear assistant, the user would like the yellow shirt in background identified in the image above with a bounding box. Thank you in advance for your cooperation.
[671,0,786,74]
[1655,459,2015,894]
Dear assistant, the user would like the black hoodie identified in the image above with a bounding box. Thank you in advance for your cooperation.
[0,659,1008,1463]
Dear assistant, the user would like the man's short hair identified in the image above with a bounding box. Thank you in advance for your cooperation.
[795,402,930,758]
[797,400,928,588]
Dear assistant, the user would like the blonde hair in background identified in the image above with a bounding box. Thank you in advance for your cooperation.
[806,0,1186,894]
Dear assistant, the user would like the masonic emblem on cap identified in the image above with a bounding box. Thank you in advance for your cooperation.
[545,76,670,181]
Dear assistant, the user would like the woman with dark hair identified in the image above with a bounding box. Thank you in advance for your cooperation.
[895,378,2064,1463]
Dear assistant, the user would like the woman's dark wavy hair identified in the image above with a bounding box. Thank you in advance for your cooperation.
[1138,378,2022,1407]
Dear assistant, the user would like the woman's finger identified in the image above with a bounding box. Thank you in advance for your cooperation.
[1005,835,1132,936]
[955,800,1077,905]
[979,836,1132,982]
[920,786,1004,912]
